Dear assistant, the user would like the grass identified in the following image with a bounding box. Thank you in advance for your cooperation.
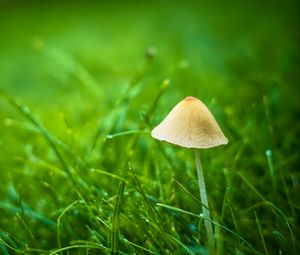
[0,0,299,254]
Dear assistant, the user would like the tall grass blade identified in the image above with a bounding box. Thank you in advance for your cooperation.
[111,181,125,255]
[254,211,269,255]
[57,200,79,249]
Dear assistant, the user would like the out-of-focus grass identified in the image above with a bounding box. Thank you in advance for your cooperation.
[0,1,299,254]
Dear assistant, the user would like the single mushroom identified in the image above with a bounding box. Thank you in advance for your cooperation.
[151,96,228,251]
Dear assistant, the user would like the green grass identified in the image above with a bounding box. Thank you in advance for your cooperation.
[0,1,299,254]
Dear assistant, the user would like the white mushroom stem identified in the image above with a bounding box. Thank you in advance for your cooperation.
[194,149,215,252]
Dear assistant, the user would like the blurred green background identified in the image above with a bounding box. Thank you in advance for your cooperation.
[0,0,299,254]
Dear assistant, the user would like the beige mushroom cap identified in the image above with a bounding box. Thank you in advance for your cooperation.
[151,96,228,148]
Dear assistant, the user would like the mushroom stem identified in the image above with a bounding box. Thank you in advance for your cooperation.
[194,149,215,253]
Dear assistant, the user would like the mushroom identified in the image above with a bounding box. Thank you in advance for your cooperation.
[151,96,228,251]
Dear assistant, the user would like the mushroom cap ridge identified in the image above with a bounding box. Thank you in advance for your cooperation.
[151,96,228,148]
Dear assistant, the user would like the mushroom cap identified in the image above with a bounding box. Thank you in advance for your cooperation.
[151,96,228,148]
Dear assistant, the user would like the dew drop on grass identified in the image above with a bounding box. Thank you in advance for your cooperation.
[266,149,272,157]
[106,134,113,139]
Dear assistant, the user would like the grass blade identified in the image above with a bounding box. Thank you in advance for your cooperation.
[106,130,148,140]
[254,211,269,255]
[111,181,125,255]
[1,94,73,180]
[57,200,79,249]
